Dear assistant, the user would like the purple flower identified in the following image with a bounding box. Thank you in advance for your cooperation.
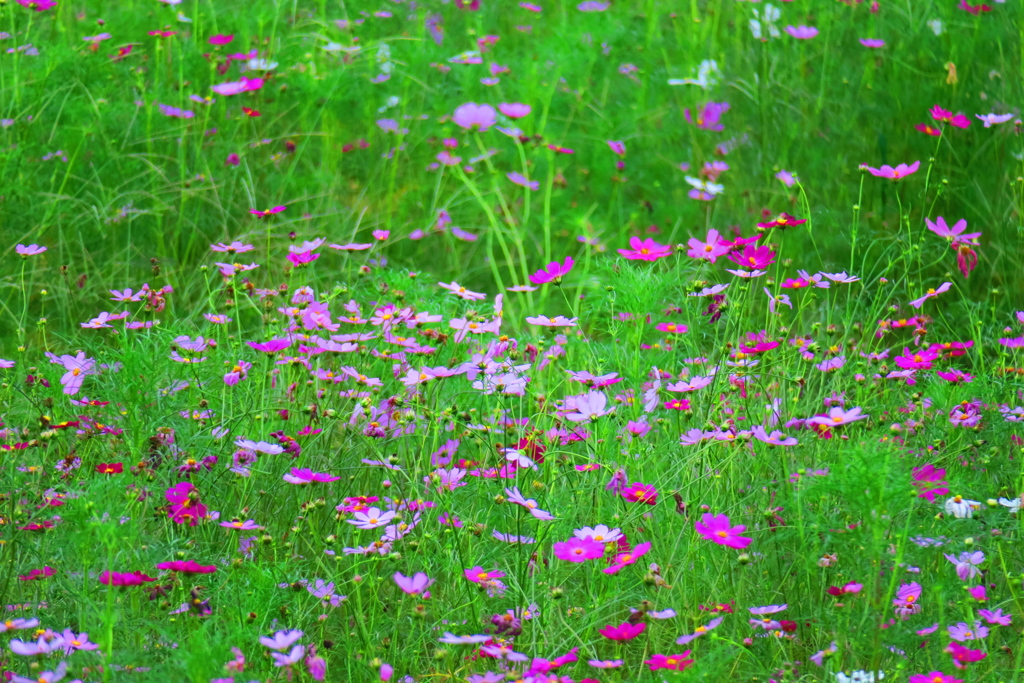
[452,103,497,131]
[393,571,434,597]
[15,244,47,257]
[282,468,341,484]
[860,38,885,48]
[528,256,574,284]
[577,1,609,10]
[944,551,984,580]
[260,629,304,651]
[158,103,195,119]
[685,102,730,131]
[785,25,819,39]
[272,644,306,667]
[507,171,539,190]
[865,161,920,179]
[499,103,531,118]
[211,77,264,96]
[948,622,989,642]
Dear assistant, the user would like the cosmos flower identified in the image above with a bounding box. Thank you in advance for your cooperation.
[695,513,752,549]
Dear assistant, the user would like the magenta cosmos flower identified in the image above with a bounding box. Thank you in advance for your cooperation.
[156,560,217,574]
[603,541,652,574]
[695,513,752,549]
[553,537,605,562]
[250,205,286,218]
[909,674,962,683]
[283,468,341,484]
[865,161,920,179]
[931,105,971,129]
[452,103,496,131]
[599,622,645,640]
[165,481,207,526]
[99,570,158,586]
[618,236,672,261]
[644,652,693,672]
[464,566,506,583]
[685,102,729,131]
[529,256,574,284]
[621,482,657,505]
[860,38,885,48]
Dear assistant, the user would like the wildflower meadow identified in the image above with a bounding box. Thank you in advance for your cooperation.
[3,0,1024,682]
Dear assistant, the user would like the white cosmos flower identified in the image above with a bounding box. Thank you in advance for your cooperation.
[944,495,981,519]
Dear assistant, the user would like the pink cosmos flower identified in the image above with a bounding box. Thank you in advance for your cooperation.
[944,551,984,581]
[894,582,922,617]
[209,34,234,45]
[393,571,434,597]
[676,617,723,644]
[599,622,645,640]
[807,406,869,426]
[250,205,286,218]
[695,513,752,549]
[684,229,730,263]
[621,482,657,505]
[562,390,614,422]
[925,217,980,242]
[860,38,885,48]
[644,652,693,672]
[99,570,158,586]
[979,609,1012,625]
[156,560,217,574]
[685,102,730,131]
[529,256,574,284]
[464,566,506,583]
[507,171,539,190]
[776,169,797,187]
[959,1,992,14]
[607,140,626,155]
[498,103,531,118]
[656,322,687,334]
[931,105,972,128]
[452,103,496,131]
[15,244,47,256]
[224,360,251,385]
[438,281,488,301]
[603,542,652,574]
[553,537,605,562]
[283,468,341,484]
[727,244,776,270]
[346,507,396,529]
[909,674,962,683]
[619,236,673,261]
[211,77,264,96]
[165,481,207,525]
[785,25,818,39]
[220,519,262,530]
[909,282,952,308]
[260,630,303,651]
[865,161,920,179]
